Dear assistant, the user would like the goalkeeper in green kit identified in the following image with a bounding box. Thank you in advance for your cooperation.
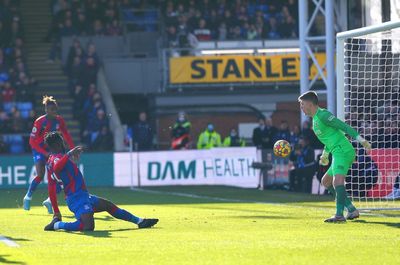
[298,91,372,223]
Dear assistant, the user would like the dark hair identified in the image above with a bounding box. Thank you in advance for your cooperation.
[44,131,63,149]
[298,91,319,105]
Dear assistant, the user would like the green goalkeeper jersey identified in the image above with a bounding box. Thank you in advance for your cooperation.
[312,108,359,154]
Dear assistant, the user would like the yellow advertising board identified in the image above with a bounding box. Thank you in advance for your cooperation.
[169,53,327,84]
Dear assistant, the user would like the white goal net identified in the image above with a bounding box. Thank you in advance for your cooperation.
[337,21,400,210]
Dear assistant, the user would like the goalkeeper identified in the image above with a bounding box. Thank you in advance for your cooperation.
[298,91,371,223]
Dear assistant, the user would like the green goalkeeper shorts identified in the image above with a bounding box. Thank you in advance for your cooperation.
[326,145,356,176]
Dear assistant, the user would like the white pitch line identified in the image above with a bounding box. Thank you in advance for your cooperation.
[0,236,19,247]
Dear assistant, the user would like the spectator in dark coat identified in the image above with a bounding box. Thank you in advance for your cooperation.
[252,117,276,149]
[91,126,114,151]
[127,111,153,151]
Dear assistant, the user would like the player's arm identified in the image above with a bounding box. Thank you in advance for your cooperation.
[29,119,49,156]
[319,111,371,150]
[47,170,61,219]
[59,117,75,149]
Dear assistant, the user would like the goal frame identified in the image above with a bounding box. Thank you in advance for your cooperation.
[336,20,400,120]
[336,21,400,210]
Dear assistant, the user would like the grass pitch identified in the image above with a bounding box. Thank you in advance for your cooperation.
[0,186,399,265]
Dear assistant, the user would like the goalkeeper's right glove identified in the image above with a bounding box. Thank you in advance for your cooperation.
[356,135,371,151]
[319,150,329,166]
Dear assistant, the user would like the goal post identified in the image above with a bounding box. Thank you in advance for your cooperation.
[336,21,400,210]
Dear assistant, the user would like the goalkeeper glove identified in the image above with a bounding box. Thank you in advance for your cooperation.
[319,150,329,166]
[356,135,371,151]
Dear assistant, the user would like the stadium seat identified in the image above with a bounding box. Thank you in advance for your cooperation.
[3,135,24,154]
[3,102,15,113]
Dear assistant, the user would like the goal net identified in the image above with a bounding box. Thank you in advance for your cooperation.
[337,21,400,210]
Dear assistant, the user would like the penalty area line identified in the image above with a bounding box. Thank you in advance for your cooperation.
[0,235,19,247]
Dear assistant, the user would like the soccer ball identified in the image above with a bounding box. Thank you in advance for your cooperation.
[273,140,291,158]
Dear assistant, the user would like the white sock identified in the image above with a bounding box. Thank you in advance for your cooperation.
[137,218,144,224]
[43,197,51,204]
[24,195,32,200]
[54,222,61,230]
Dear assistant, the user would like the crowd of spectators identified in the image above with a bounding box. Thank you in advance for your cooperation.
[0,0,38,154]
[164,0,299,49]
[65,39,113,151]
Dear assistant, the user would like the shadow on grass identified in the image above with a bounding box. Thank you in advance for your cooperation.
[232,215,295,220]
[68,228,137,238]
[354,219,400,229]
[3,236,31,242]
[0,255,26,265]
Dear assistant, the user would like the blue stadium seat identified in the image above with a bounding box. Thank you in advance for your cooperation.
[3,102,15,113]
[8,135,24,154]
[17,102,33,111]
[20,110,30,119]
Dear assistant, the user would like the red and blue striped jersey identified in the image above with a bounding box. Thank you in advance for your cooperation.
[29,115,74,155]
[47,153,87,199]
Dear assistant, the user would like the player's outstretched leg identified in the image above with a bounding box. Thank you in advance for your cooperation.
[91,195,158,229]
[24,176,43,210]
[45,213,95,231]
[24,161,46,211]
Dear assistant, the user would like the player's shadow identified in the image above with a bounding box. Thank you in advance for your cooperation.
[354,219,400,229]
[69,228,139,238]
[0,255,26,265]
[2,236,31,242]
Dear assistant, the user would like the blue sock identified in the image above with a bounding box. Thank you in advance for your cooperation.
[56,220,83,231]
[27,176,42,197]
[56,183,62,193]
[109,206,140,224]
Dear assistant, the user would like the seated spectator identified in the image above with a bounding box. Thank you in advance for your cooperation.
[193,19,211,41]
[91,126,114,151]
[289,138,316,193]
[274,120,291,143]
[10,109,25,133]
[197,123,221,149]
[1,81,16,103]
[223,128,245,147]
[0,110,11,133]
[106,18,122,36]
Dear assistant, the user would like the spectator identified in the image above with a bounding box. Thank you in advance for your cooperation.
[0,110,10,133]
[302,120,322,148]
[10,109,25,133]
[289,138,315,193]
[171,111,191,150]
[223,128,245,147]
[128,111,153,151]
[290,125,301,146]
[106,18,122,36]
[197,123,221,149]
[193,18,211,41]
[384,174,400,199]
[274,120,291,143]
[1,81,16,103]
[91,125,114,151]
[252,117,276,149]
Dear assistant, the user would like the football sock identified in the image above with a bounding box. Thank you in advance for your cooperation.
[335,185,346,216]
[54,220,83,231]
[56,183,63,193]
[327,186,357,212]
[108,205,142,224]
[27,176,42,197]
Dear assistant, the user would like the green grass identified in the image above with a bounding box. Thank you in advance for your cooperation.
[0,186,399,265]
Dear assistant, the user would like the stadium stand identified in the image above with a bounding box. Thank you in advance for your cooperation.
[0,0,38,154]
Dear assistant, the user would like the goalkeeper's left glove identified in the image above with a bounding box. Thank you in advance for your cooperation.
[319,150,329,166]
[356,135,371,151]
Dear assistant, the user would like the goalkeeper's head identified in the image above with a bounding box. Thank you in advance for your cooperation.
[298,91,319,117]
[44,131,66,153]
